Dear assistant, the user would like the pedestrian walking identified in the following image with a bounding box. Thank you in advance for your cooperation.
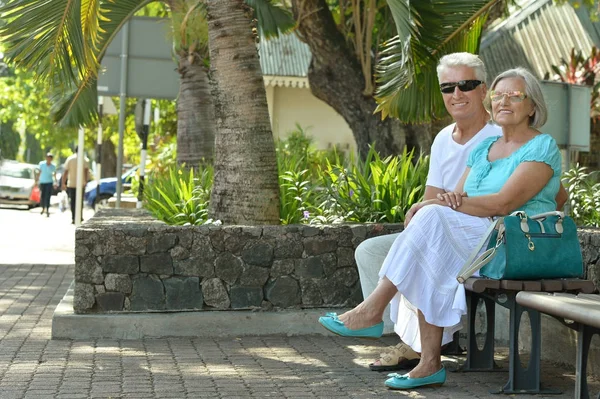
[61,146,89,224]
[35,152,56,217]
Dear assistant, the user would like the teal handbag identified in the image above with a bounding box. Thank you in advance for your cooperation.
[457,211,583,282]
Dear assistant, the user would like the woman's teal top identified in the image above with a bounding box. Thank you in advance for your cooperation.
[463,133,561,215]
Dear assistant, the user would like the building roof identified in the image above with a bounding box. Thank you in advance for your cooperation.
[259,32,311,84]
[479,0,595,81]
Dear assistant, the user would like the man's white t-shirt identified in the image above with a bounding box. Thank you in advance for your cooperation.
[426,122,501,192]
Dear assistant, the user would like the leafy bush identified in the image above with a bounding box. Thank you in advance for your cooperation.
[145,126,429,225]
[316,145,429,223]
[144,166,213,225]
[563,164,600,227]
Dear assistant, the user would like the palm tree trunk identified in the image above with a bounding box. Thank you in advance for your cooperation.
[206,0,280,225]
[176,54,216,168]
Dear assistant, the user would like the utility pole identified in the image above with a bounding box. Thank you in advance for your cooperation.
[137,99,150,208]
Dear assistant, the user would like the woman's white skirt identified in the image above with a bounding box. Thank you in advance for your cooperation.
[379,204,491,353]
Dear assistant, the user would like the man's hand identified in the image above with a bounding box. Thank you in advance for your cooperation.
[404,203,422,227]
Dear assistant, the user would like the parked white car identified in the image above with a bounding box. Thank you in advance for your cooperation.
[0,160,40,208]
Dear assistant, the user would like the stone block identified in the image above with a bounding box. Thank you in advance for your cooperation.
[274,238,303,259]
[177,230,193,249]
[336,247,355,267]
[304,238,337,256]
[319,279,351,306]
[320,253,338,277]
[201,278,230,309]
[75,257,104,284]
[294,257,324,278]
[337,227,354,247]
[230,286,263,308]
[299,278,322,306]
[190,234,216,258]
[208,229,227,252]
[140,253,173,275]
[104,273,133,294]
[94,285,105,294]
[73,283,95,313]
[239,265,270,286]
[301,226,320,237]
[241,242,274,267]
[147,233,178,254]
[130,275,165,311]
[174,257,215,278]
[350,225,367,239]
[215,253,243,284]
[170,245,190,260]
[271,259,295,278]
[265,277,301,308]
[102,255,139,274]
[224,234,252,255]
[332,267,359,288]
[241,226,262,237]
[164,277,203,310]
[107,231,147,255]
[96,292,125,312]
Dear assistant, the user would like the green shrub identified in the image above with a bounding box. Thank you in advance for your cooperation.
[563,164,600,227]
[316,146,429,223]
[144,166,213,225]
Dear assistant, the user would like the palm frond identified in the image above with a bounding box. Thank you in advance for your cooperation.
[375,0,497,123]
[55,0,153,127]
[0,0,95,87]
[245,0,295,39]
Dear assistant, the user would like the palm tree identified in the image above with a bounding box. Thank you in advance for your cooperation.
[205,0,280,224]
[0,0,292,170]
[0,0,290,224]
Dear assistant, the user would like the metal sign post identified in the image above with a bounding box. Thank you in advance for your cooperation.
[137,99,151,208]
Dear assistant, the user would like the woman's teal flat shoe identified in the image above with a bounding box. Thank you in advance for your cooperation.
[318,312,383,338]
[385,366,446,390]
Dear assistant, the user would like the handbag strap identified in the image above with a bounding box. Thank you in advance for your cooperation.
[456,218,500,284]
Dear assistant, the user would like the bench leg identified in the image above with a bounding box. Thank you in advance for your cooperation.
[500,300,560,395]
[464,292,497,371]
[575,324,597,399]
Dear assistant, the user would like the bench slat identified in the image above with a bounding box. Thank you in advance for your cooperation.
[516,292,600,329]
[561,279,596,294]
[540,280,563,291]
[464,278,499,293]
[500,280,523,290]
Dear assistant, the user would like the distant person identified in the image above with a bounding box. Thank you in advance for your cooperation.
[61,146,89,224]
[35,152,56,217]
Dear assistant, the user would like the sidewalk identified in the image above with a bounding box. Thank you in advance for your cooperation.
[0,264,598,398]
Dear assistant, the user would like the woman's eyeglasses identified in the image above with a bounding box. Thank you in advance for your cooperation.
[490,90,528,103]
[439,80,483,94]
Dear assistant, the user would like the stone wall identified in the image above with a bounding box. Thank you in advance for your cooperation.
[73,209,404,313]
[74,209,600,314]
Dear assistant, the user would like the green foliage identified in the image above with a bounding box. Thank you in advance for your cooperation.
[144,166,213,226]
[317,146,429,223]
[563,164,600,227]
[0,120,20,160]
[146,128,429,225]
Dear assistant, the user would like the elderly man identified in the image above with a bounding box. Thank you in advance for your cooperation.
[354,52,568,372]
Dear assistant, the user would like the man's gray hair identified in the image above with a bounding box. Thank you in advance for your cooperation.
[487,67,548,128]
[436,52,487,83]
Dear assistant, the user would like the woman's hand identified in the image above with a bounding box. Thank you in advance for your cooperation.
[436,191,467,209]
[404,203,420,227]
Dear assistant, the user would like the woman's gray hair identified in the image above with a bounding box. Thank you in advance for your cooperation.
[436,52,487,82]
[486,67,548,128]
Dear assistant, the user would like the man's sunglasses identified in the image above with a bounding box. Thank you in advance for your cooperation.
[439,80,483,94]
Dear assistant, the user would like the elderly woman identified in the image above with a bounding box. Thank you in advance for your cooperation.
[319,67,562,390]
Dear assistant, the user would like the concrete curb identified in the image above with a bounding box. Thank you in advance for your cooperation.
[52,282,355,340]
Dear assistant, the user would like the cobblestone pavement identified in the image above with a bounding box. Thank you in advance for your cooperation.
[0,264,598,399]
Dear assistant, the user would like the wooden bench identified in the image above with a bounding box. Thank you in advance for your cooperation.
[463,277,596,394]
[516,292,600,399]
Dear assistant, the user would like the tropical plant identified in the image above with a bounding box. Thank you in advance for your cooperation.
[544,46,600,121]
[144,166,213,225]
[563,164,600,227]
[317,145,429,223]
[0,0,294,169]
[291,0,502,157]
